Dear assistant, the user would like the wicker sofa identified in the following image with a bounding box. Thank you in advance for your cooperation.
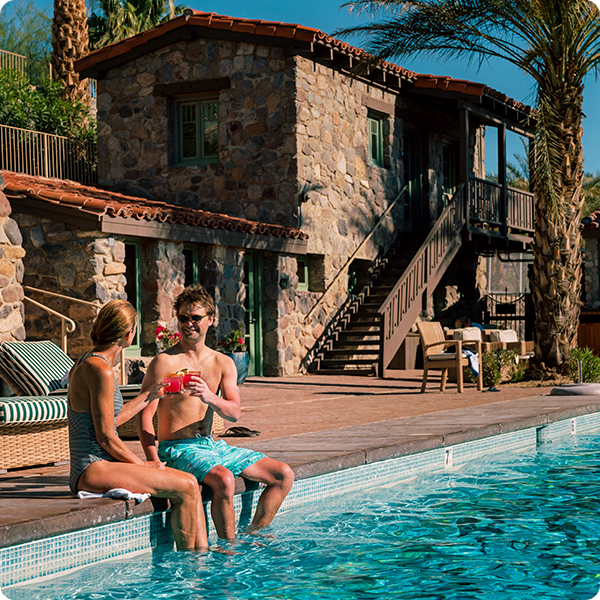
[0,394,69,471]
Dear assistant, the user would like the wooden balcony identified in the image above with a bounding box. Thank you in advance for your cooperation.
[467,176,534,243]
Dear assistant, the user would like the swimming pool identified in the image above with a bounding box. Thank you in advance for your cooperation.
[6,433,600,599]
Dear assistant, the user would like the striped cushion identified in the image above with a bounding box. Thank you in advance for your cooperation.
[0,341,74,396]
[119,384,142,401]
[0,395,68,426]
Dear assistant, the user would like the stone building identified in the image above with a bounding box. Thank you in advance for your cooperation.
[2,11,535,377]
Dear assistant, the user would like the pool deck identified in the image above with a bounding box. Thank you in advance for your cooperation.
[2,371,600,549]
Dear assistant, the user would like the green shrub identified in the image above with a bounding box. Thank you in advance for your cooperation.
[473,349,528,387]
[0,69,95,142]
[480,351,502,388]
[569,347,600,383]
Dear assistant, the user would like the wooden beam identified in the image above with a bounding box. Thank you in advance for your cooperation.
[153,77,230,97]
[459,100,533,137]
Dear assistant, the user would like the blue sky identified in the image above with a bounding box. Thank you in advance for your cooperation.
[2,0,598,172]
[187,0,600,175]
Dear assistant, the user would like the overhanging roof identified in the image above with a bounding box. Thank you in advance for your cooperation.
[74,10,531,119]
[1,171,309,253]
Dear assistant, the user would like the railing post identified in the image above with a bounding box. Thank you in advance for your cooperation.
[61,319,67,354]
[377,312,385,378]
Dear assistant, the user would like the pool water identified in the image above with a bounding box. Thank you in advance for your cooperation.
[7,435,600,600]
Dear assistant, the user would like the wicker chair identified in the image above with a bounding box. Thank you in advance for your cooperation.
[416,321,483,393]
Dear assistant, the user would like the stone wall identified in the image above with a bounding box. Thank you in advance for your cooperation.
[0,177,25,343]
[196,244,246,350]
[97,39,299,228]
[140,240,185,355]
[13,216,127,357]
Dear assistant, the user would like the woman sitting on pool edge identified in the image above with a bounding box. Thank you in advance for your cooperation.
[67,299,207,551]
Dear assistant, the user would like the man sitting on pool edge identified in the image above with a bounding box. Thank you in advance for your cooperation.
[138,284,294,542]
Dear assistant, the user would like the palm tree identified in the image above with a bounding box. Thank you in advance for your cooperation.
[51,0,90,105]
[338,0,600,369]
[88,0,185,50]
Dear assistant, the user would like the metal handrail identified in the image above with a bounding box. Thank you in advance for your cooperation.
[0,123,98,184]
[304,186,407,323]
[24,286,126,380]
[22,296,76,354]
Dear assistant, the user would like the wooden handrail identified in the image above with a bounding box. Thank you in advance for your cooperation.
[304,186,407,323]
[378,184,467,374]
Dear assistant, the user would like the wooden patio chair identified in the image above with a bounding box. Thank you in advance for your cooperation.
[416,321,483,393]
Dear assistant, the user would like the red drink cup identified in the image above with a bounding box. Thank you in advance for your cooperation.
[163,374,183,394]
[182,370,202,390]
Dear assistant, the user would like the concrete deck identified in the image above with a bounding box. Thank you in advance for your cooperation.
[2,371,600,550]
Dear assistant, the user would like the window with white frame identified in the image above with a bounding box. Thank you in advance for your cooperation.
[176,97,219,164]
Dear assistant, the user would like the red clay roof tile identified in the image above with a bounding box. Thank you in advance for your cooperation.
[0,171,309,240]
[74,10,530,114]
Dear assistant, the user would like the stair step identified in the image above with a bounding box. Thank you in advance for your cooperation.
[312,368,375,376]
[336,332,380,340]
[324,348,380,356]
[335,337,380,344]
[345,320,380,328]
[317,358,378,366]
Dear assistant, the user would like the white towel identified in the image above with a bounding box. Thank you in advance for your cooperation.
[462,349,479,377]
[77,488,151,504]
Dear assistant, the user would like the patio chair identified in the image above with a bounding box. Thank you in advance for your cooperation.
[416,321,483,393]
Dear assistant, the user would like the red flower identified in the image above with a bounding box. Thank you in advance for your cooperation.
[238,337,243,344]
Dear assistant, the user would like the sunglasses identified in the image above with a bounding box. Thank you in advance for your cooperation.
[176,313,209,324]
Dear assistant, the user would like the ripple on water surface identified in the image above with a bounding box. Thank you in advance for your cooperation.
[7,436,600,600]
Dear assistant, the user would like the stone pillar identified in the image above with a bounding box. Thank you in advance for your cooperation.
[0,175,26,342]
[197,244,245,350]
[141,240,185,355]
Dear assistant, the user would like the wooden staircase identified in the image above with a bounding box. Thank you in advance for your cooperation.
[308,185,468,377]
[310,235,425,375]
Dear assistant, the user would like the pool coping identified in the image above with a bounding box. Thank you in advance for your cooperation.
[2,392,600,551]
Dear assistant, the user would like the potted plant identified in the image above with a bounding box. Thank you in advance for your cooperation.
[217,323,249,385]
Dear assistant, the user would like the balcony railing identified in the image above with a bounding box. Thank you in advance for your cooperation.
[0,49,97,97]
[468,176,534,234]
[0,123,97,183]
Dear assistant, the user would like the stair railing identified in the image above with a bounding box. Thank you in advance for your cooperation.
[304,186,407,324]
[21,287,127,380]
[378,184,466,375]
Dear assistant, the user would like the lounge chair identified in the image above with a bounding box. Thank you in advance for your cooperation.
[417,321,483,393]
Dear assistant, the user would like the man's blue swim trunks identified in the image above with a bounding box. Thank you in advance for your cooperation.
[158,435,265,482]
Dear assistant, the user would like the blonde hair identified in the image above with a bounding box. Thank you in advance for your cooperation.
[91,300,137,347]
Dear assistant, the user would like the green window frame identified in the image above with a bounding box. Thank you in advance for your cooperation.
[124,241,142,357]
[176,97,219,165]
[368,112,384,167]
[182,245,198,287]
[297,258,309,291]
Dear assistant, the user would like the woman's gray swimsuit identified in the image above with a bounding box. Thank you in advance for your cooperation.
[68,352,123,494]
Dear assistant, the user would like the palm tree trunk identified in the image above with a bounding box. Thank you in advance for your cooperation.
[529,82,584,369]
[51,0,90,105]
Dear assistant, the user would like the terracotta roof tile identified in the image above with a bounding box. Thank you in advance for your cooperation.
[581,210,600,230]
[0,171,308,240]
[74,10,530,114]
